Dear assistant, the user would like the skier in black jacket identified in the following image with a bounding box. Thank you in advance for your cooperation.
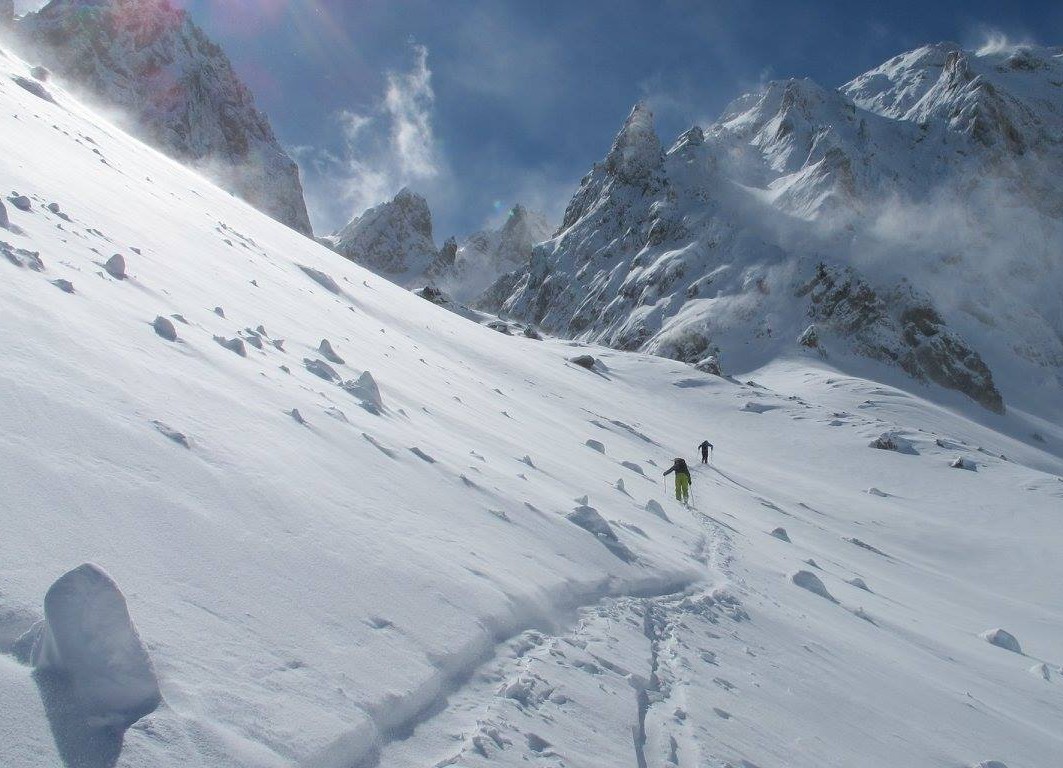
[698,440,714,464]
[664,458,692,504]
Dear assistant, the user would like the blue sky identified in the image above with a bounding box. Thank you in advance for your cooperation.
[40,0,1063,238]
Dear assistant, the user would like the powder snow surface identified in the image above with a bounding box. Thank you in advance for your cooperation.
[0,47,1061,768]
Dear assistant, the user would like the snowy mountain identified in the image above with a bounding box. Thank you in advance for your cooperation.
[328,193,551,299]
[483,44,1063,417]
[2,40,1063,768]
[443,205,553,302]
[326,187,454,288]
[13,0,314,236]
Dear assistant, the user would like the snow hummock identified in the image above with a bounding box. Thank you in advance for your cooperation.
[980,628,1022,654]
[25,564,161,729]
[789,570,838,602]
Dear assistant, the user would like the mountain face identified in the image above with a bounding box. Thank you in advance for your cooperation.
[444,205,553,301]
[329,194,551,297]
[328,188,452,286]
[482,43,1063,413]
[16,0,313,235]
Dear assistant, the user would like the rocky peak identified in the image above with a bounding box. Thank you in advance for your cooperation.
[605,102,663,183]
[330,188,441,283]
[17,0,313,235]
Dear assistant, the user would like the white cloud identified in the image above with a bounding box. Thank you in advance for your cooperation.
[300,44,445,234]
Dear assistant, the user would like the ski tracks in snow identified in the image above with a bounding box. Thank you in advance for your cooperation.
[365,505,739,768]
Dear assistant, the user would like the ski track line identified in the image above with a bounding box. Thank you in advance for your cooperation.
[317,574,707,768]
[359,504,736,768]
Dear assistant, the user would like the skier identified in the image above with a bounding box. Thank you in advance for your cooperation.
[663,457,692,505]
[698,440,714,464]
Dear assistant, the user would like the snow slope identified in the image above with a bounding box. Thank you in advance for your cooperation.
[1,44,1062,768]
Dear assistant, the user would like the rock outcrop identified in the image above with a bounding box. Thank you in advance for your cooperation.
[17,0,312,235]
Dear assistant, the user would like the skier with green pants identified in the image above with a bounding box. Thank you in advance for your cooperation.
[664,458,692,504]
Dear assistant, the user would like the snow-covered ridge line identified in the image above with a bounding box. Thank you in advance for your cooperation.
[483,42,1063,419]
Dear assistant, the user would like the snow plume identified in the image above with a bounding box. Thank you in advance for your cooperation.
[974,28,1036,57]
[853,178,1063,389]
[300,44,444,235]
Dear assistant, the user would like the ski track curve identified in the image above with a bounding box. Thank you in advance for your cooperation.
[349,505,736,768]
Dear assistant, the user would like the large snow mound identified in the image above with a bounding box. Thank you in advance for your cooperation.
[27,563,161,728]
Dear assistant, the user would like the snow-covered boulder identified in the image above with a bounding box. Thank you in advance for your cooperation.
[566,505,634,562]
[869,431,916,454]
[104,253,126,280]
[318,339,345,365]
[568,354,597,370]
[585,439,606,454]
[8,193,31,211]
[980,628,1022,654]
[343,371,384,414]
[790,570,837,603]
[27,564,161,728]
[644,499,669,521]
[847,577,871,592]
[770,527,791,542]
[152,315,178,342]
[1029,663,1051,682]
[694,355,722,376]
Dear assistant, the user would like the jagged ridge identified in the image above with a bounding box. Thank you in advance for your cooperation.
[15,0,313,235]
